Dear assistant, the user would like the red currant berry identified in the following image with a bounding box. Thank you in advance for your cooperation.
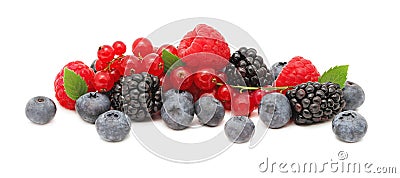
[142,53,164,77]
[132,37,153,58]
[216,84,232,101]
[112,41,126,56]
[97,45,115,62]
[232,92,255,116]
[156,44,178,56]
[194,68,216,91]
[95,59,108,71]
[170,66,193,90]
[121,55,140,76]
[94,71,114,92]
[110,59,125,75]
[109,69,121,82]
[222,100,231,110]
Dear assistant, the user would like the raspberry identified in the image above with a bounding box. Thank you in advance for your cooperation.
[177,24,230,70]
[275,56,320,92]
[54,61,95,110]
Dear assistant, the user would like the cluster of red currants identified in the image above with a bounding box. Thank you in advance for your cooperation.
[93,38,178,92]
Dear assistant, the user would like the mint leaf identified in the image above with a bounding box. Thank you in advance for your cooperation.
[318,65,349,88]
[63,68,88,100]
[162,49,184,72]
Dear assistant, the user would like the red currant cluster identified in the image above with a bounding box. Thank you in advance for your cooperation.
[93,38,178,93]
[94,41,127,92]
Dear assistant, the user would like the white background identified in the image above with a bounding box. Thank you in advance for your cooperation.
[1,0,399,177]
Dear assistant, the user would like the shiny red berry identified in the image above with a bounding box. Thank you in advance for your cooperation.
[216,84,232,101]
[194,68,216,91]
[157,44,178,56]
[95,59,108,71]
[170,67,193,90]
[251,88,274,107]
[97,45,115,62]
[112,41,126,56]
[132,37,153,58]
[94,71,113,92]
[232,92,255,116]
[142,53,164,77]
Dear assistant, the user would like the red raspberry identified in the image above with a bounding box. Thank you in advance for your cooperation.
[275,56,320,93]
[54,61,95,110]
[177,24,230,70]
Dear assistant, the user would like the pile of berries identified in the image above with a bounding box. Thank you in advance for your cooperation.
[26,23,367,144]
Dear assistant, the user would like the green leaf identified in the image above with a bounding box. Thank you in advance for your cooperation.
[63,68,88,100]
[318,65,349,88]
[162,49,184,73]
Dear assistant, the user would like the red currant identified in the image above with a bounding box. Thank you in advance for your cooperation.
[97,45,115,62]
[142,53,164,77]
[109,69,121,83]
[112,41,126,56]
[232,92,255,116]
[121,55,139,76]
[95,59,108,71]
[132,37,153,58]
[187,84,201,101]
[157,44,178,56]
[222,100,231,110]
[216,84,232,101]
[194,68,216,91]
[94,71,114,92]
[170,66,193,90]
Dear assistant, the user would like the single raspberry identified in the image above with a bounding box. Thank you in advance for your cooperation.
[275,56,320,93]
[177,24,230,70]
[54,61,95,110]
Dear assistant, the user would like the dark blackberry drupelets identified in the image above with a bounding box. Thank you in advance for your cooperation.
[224,47,273,88]
[120,72,162,121]
[108,78,123,111]
[286,82,346,125]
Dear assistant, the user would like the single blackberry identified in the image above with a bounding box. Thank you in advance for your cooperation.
[224,47,273,88]
[108,78,123,111]
[120,72,162,121]
[286,82,346,125]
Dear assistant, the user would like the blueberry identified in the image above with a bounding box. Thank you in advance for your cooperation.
[25,96,57,125]
[75,92,111,124]
[161,94,194,130]
[95,110,131,142]
[332,110,367,143]
[163,89,193,102]
[271,62,287,80]
[224,116,255,143]
[194,96,225,127]
[343,81,365,110]
[258,93,291,128]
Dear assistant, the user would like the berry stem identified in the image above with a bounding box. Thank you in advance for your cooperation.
[212,78,292,93]
[103,55,125,72]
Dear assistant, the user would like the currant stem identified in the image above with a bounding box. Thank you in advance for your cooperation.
[212,78,292,93]
[103,55,125,72]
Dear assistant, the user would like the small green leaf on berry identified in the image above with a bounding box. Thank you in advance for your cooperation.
[162,49,184,73]
[318,65,349,88]
[63,68,88,100]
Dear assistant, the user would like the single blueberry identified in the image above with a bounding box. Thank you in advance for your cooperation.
[95,110,131,142]
[75,92,111,124]
[25,96,57,125]
[224,116,255,143]
[161,94,194,130]
[343,81,365,110]
[271,62,287,80]
[259,93,291,128]
[195,96,225,127]
[332,110,367,143]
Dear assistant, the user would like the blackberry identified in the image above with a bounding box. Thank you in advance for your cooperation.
[224,47,273,88]
[108,78,123,111]
[120,72,162,122]
[286,82,346,125]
